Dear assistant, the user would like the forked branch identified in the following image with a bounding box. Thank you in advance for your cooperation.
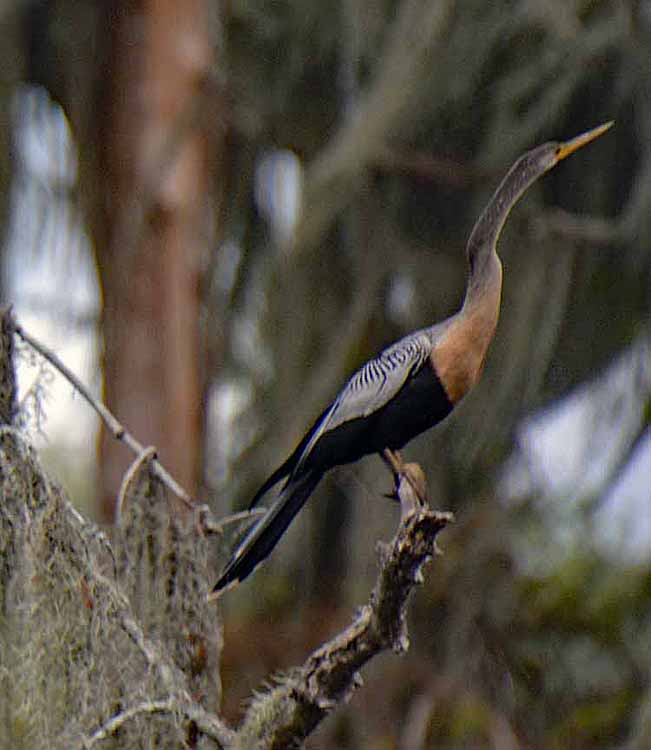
[230,469,452,750]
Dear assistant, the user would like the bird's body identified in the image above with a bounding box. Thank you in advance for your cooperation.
[213,122,612,595]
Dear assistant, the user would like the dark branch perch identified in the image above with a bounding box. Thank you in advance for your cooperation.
[230,470,452,750]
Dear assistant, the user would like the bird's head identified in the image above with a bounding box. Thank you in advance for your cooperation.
[466,120,613,268]
[526,120,614,177]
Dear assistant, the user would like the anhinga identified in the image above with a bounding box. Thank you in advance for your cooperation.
[213,121,612,595]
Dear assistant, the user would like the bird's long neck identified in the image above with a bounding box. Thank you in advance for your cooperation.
[462,151,540,311]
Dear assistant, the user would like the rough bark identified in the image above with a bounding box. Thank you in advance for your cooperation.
[92,0,215,522]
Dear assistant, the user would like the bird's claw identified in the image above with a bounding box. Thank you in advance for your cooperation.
[380,449,429,517]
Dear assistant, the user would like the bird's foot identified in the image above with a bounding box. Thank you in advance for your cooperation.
[382,448,404,477]
[381,449,429,519]
[381,449,404,502]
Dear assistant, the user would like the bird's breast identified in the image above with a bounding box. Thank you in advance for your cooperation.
[430,289,501,404]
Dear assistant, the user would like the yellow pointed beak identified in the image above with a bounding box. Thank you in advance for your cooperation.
[555,121,614,162]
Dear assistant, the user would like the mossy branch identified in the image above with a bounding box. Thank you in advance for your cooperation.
[231,465,452,749]
[1,309,452,749]
[8,315,263,536]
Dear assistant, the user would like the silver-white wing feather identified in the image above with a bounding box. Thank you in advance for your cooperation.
[294,329,432,473]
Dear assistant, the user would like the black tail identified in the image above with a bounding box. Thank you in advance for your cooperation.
[248,401,335,509]
[247,457,294,509]
[213,470,322,593]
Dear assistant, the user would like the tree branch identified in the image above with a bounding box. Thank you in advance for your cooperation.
[3,310,453,749]
[11,320,197,505]
[231,466,453,749]
[9,318,261,534]
[83,696,234,749]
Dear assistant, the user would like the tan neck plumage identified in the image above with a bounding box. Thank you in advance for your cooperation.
[431,253,503,403]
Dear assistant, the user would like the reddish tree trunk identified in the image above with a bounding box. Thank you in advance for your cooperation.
[94,1,214,522]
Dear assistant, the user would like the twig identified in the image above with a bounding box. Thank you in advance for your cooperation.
[200,507,267,536]
[10,320,197,510]
[84,698,178,746]
[83,696,234,749]
[232,467,453,748]
[11,319,265,538]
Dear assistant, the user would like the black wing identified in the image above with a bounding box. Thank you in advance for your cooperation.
[247,329,431,506]
[293,330,432,474]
